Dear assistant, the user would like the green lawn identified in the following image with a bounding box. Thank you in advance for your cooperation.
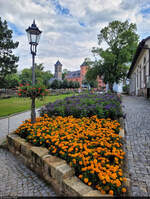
[0,94,74,117]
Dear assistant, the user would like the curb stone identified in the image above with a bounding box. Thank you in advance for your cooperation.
[0,137,7,149]
[123,116,131,196]
[6,133,112,197]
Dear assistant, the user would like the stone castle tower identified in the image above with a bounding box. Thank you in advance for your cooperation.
[54,60,62,80]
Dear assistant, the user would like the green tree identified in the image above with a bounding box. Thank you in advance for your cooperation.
[19,68,32,85]
[62,79,69,88]
[0,18,19,88]
[5,73,19,88]
[19,63,53,87]
[83,77,97,88]
[50,79,62,89]
[74,81,80,88]
[43,71,53,87]
[35,63,44,71]
[89,20,139,91]
[62,69,68,80]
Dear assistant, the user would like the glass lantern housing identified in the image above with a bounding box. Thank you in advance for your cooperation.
[26,20,42,45]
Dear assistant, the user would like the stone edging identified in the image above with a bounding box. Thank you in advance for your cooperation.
[119,116,131,196]
[7,133,109,197]
[6,122,128,197]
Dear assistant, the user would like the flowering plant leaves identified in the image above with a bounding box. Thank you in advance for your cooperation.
[17,84,48,99]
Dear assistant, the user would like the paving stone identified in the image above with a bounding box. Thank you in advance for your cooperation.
[0,148,57,197]
[122,95,150,196]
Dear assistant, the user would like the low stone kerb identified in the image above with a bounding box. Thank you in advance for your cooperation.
[6,133,123,197]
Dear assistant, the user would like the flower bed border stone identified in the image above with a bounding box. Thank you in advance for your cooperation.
[6,118,129,197]
[7,133,109,196]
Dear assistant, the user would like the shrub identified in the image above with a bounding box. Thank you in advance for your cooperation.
[40,93,123,120]
[50,79,80,89]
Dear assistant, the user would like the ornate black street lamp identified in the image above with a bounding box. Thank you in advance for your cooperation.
[26,20,42,123]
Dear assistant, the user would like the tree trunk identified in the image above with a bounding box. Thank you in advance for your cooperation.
[108,83,114,92]
[31,97,36,124]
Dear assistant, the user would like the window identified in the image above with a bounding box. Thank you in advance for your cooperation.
[139,65,141,88]
[143,57,146,64]
[144,65,146,87]
[140,70,142,88]
[137,72,138,88]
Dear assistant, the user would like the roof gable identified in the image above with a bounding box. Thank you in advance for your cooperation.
[127,36,150,78]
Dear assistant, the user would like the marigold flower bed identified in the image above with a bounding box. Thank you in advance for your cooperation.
[15,115,126,196]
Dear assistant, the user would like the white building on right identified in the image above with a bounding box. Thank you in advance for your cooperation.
[127,36,150,98]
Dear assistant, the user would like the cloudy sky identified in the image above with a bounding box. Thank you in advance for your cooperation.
[1,0,150,73]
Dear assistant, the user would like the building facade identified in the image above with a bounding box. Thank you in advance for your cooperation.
[66,62,88,86]
[66,61,105,89]
[128,36,150,97]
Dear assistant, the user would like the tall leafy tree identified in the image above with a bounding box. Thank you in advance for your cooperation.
[0,18,19,88]
[89,20,139,91]
[62,69,68,80]
[19,63,53,87]
[5,73,19,88]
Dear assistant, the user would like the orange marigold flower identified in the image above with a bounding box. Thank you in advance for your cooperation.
[84,178,88,183]
[101,190,106,194]
[79,175,83,179]
[122,188,126,193]
[79,161,82,165]
[109,190,114,195]
[123,177,127,182]
[88,182,92,186]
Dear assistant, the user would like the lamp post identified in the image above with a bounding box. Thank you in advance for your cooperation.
[26,20,42,123]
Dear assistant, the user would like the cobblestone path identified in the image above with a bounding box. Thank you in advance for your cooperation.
[122,95,150,196]
[0,148,57,197]
[0,110,57,197]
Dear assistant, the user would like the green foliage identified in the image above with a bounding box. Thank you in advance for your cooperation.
[19,63,53,87]
[0,17,19,88]
[50,79,62,89]
[62,69,68,80]
[17,83,48,99]
[5,73,19,88]
[123,84,129,94]
[19,68,32,85]
[88,20,139,91]
[83,75,98,88]
[50,79,80,89]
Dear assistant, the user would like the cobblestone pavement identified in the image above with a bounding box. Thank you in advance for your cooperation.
[122,95,150,196]
[0,148,57,197]
[0,110,57,197]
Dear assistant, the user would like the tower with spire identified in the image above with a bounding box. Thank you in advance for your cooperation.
[54,60,62,80]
